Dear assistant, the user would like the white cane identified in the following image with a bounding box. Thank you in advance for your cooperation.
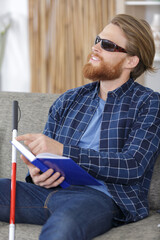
[9,101,19,240]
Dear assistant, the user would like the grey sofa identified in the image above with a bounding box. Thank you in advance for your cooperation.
[0,91,160,240]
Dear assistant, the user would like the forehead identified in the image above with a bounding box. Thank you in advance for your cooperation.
[99,23,127,47]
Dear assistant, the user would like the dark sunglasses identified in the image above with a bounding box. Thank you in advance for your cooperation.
[95,36,127,53]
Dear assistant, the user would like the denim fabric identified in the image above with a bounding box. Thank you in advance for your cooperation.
[0,179,123,240]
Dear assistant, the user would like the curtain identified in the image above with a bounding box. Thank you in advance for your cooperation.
[29,0,115,93]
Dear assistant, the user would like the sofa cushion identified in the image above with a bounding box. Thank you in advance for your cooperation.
[0,211,159,240]
[0,92,59,181]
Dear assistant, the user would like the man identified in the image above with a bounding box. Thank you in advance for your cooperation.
[0,14,160,240]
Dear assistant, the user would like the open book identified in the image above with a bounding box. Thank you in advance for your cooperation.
[11,139,101,189]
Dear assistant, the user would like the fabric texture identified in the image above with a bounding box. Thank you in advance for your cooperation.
[0,91,159,239]
[43,78,160,223]
[78,97,112,197]
[0,179,122,240]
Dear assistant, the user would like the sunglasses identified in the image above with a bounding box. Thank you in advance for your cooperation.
[95,36,127,53]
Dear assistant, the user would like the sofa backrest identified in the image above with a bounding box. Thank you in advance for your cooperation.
[0,92,58,180]
[0,92,159,210]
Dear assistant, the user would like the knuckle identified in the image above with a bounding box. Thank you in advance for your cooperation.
[32,168,39,175]
[26,133,32,139]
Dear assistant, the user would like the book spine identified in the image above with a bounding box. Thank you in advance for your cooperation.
[32,159,49,172]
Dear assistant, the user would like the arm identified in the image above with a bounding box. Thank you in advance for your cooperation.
[62,93,160,185]
[17,91,74,187]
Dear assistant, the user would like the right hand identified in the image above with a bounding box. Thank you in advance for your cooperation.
[21,155,65,188]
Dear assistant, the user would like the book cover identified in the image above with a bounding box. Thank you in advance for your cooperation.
[11,139,101,188]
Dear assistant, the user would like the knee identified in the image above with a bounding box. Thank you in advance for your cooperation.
[40,211,84,240]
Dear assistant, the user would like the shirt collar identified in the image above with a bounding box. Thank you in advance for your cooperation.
[107,78,135,98]
[86,78,135,100]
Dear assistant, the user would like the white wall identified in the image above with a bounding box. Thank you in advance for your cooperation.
[145,6,160,92]
[0,0,30,92]
[116,0,160,93]
[0,0,159,93]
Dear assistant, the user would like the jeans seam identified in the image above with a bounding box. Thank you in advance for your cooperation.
[44,190,59,214]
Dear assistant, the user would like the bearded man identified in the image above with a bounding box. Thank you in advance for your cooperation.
[0,14,160,240]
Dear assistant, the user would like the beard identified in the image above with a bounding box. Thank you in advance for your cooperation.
[82,53,124,81]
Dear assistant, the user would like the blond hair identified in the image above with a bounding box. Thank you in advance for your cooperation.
[111,14,155,80]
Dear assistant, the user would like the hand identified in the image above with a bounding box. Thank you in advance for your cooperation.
[17,133,65,188]
[21,155,65,188]
[16,133,64,156]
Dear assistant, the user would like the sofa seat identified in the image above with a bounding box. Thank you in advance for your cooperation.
[0,211,159,240]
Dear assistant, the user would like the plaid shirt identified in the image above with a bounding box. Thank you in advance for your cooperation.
[44,78,160,223]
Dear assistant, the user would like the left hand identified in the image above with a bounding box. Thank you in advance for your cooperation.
[20,154,65,188]
[16,133,64,156]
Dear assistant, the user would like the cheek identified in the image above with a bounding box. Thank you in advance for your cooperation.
[102,52,116,65]
[103,53,126,67]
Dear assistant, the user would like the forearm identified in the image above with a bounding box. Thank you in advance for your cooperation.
[63,143,159,185]
[63,94,160,185]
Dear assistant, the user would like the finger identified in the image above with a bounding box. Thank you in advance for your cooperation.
[16,133,40,142]
[28,140,42,155]
[30,167,41,177]
[30,167,44,185]
[38,171,60,187]
[17,134,42,155]
[34,169,54,185]
[23,140,33,146]
[20,154,34,167]
[48,176,65,188]
[38,172,65,188]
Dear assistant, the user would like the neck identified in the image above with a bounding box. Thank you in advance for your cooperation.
[99,76,129,101]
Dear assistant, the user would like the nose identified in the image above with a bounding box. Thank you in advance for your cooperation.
[92,42,101,53]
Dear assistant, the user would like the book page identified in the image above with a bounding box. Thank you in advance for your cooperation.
[36,152,70,160]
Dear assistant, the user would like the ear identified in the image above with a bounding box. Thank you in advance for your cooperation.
[125,55,139,69]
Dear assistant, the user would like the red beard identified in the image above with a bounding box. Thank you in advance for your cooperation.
[82,53,124,81]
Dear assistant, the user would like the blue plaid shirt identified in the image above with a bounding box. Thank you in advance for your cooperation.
[43,78,160,223]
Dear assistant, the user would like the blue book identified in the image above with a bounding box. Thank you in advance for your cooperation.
[11,139,101,188]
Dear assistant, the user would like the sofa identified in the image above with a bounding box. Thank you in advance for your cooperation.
[0,91,159,240]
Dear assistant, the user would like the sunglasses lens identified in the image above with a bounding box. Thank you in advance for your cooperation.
[94,36,127,53]
[101,40,115,52]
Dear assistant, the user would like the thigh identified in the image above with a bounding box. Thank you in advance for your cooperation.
[40,186,122,240]
[0,178,56,224]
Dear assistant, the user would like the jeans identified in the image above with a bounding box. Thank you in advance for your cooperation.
[0,178,123,240]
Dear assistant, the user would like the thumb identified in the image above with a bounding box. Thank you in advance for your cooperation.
[20,155,40,174]
[20,154,34,167]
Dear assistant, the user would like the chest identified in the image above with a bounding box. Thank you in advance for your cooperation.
[55,95,139,151]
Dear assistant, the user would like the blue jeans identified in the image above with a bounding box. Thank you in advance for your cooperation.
[0,178,123,240]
